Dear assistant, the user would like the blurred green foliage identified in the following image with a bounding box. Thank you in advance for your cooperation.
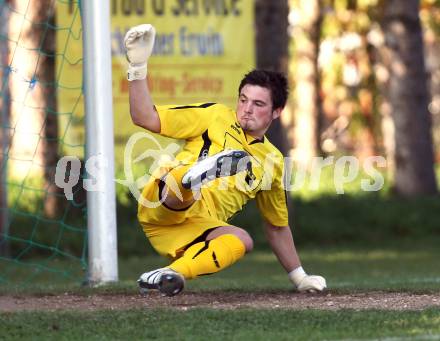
[114,166,440,257]
[5,175,86,260]
[6,165,438,258]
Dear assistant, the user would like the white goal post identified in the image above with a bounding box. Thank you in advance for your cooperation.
[82,1,118,284]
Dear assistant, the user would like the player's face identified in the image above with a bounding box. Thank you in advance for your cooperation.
[236,85,282,139]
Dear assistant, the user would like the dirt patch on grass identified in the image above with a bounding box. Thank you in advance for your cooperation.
[1,291,440,312]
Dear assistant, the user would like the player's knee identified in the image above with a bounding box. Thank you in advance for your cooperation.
[235,228,253,253]
[207,226,253,253]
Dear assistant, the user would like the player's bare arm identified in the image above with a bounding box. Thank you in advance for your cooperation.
[128,79,160,133]
[264,222,327,292]
[125,24,160,133]
[264,222,301,272]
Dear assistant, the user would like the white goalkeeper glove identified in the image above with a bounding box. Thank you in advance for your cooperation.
[288,266,327,293]
[124,24,156,81]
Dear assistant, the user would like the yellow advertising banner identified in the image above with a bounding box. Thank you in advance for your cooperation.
[56,0,255,161]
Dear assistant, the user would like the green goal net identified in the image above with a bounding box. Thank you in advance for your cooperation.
[0,0,87,288]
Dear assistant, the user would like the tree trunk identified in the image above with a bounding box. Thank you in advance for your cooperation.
[255,0,291,156]
[38,2,62,218]
[368,24,397,180]
[424,20,440,164]
[291,0,323,167]
[0,1,10,256]
[254,0,294,219]
[382,0,437,196]
[8,0,61,217]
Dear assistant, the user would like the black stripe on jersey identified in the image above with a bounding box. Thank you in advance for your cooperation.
[198,130,211,160]
[249,137,264,144]
[169,103,216,110]
[223,132,242,148]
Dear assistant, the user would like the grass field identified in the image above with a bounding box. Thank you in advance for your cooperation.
[3,308,440,340]
[2,243,440,340]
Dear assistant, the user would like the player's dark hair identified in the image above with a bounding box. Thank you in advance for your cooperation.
[238,70,289,110]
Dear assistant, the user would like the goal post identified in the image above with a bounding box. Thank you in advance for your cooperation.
[82,0,118,284]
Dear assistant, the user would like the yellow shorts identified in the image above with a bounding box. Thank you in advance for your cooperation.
[137,178,227,259]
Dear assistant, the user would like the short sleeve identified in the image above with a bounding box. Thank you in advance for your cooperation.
[156,103,219,139]
[255,155,289,227]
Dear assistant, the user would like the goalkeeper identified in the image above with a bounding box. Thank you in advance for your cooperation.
[125,24,326,296]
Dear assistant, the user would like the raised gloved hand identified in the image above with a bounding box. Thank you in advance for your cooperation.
[124,24,156,81]
[289,266,327,293]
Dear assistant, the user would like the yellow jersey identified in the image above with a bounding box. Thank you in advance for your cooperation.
[156,102,289,227]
